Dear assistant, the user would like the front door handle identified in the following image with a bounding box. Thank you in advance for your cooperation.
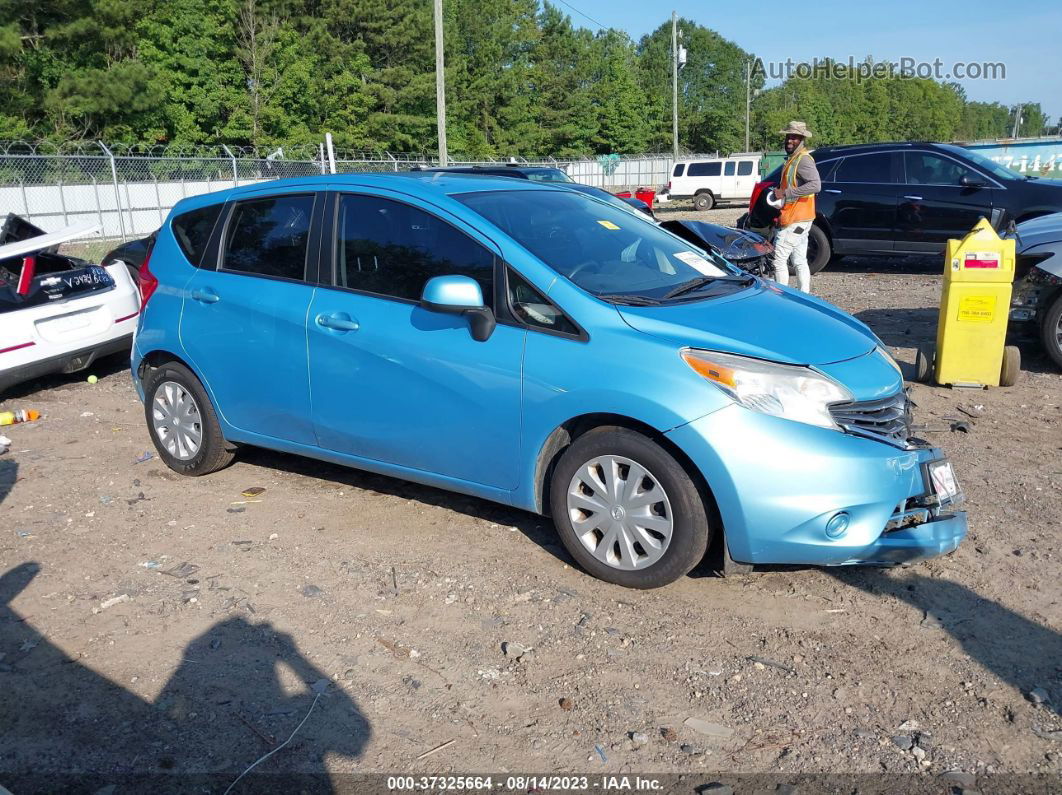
[823,188,842,195]
[316,312,360,332]
[191,289,219,304]
[903,195,923,202]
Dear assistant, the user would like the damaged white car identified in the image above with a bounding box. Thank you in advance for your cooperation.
[0,215,141,395]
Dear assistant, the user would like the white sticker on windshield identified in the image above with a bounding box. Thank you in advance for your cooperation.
[674,251,726,277]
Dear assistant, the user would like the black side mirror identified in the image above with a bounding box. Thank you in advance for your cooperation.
[960,175,986,188]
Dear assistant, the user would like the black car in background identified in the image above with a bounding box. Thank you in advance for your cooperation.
[416,165,655,217]
[741,142,1062,273]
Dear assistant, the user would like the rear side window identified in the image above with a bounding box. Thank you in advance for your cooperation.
[672,164,685,177]
[737,161,754,176]
[688,161,722,177]
[171,205,222,267]
[222,195,314,281]
[336,194,495,304]
[834,153,897,184]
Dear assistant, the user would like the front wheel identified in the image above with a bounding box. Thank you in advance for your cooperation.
[807,224,831,274]
[1040,292,1062,370]
[143,361,235,476]
[549,427,711,589]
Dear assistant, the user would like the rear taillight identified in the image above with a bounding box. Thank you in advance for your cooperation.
[138,247,158,306]
[749,180,775,213]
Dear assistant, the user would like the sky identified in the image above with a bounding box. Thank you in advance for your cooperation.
[554,0,1062,124]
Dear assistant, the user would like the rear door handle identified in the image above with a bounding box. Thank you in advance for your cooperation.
[191,289,219,304]
[823,188,842,195]
[315,312,359,332]
[903,195,923,201]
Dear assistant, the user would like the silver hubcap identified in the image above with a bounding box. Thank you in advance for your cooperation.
[151,381,203,461]
[1054,313,1062,351]
[566,455,674,571]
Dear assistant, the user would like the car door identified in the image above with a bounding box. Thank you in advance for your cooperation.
[895,151,1003,253]
[733,159,757,201]
[721,160,737,198]
[307,191,524,489]
[180,189,321,445]
[825,152,902,254]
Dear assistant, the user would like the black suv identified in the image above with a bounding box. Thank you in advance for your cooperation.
[740,142,1062,273]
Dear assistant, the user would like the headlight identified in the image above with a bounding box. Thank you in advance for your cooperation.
[877,346,903,378]
[681,349,853,429]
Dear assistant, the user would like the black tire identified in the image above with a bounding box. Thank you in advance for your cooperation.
[693,191,715,211]
[549,427,711,589]
[1039,292,1062,371]
[142,361,235,476]
[915,346,934,384]
[807,224,831,274]
[1000,345,1021,387]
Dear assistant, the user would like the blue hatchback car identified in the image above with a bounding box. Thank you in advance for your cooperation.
[131,173,966,588]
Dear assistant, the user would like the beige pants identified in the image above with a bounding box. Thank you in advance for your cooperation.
[771,222,812,293]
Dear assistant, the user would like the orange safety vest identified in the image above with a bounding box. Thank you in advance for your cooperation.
[778,148,816,226]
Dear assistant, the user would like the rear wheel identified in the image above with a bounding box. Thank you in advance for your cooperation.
[549,427,711,589]
[693,191,715,211]
[915,346,935,384]
[807,225,831,274]
[1000,345,1021,387]
[1040,292,1062,370]
[143,361,234,476]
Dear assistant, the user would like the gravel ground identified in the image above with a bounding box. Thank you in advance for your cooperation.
[1,210,1060,792]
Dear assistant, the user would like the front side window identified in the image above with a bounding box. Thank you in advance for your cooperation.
[906,152,979,186]
[507,269,578,336]
[222,195,313,280]
[834,153,897,184]
[724,161,736,176]
[336,194,494,303]
[457,189,747,305]
[737,161,754,176]
[688,161,722,177]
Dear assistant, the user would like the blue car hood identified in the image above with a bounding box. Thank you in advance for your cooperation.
[617,282,879,366]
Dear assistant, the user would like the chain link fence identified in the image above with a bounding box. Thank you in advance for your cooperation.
[0,141,712,243]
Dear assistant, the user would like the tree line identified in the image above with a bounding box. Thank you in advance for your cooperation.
[0,2,1054,157]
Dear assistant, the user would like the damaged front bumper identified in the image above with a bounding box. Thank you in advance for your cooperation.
[666,404,968,567]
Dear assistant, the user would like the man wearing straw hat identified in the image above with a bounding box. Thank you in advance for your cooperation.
[765,121,821,292]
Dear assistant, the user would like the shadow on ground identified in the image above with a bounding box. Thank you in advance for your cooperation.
[828,567,1062,717]
[0,561,370,792]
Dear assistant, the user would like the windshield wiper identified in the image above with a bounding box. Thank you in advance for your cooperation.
[662,276,717,299]
[662,274,754,300]
[597,293,662,306]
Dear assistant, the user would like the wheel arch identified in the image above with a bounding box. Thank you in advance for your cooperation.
[532,412,724,542]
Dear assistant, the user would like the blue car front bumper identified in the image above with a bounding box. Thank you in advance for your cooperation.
[667,405,967,566]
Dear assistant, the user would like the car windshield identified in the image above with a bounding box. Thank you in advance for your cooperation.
[524,168,575,183]
[457,190,747,303]
[941,145,1025,181]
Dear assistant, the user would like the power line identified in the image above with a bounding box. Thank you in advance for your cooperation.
[554,0,608,31]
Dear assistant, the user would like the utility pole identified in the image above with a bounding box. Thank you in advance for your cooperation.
[433,0,448,166]
[671,11,679,159]
[745,59,751,152]
[1012,104,1023,138]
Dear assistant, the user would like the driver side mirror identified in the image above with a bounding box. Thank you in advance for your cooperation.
[960,174,987,188]
[420,275,496,342]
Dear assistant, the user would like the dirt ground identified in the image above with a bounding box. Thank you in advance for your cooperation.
[1,207,1061,792]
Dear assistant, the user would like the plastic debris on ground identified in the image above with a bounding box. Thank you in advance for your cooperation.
[0,434,10,454]
[135,451,154,464]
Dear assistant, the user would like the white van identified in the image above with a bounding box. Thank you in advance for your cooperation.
[666,155,761,210]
